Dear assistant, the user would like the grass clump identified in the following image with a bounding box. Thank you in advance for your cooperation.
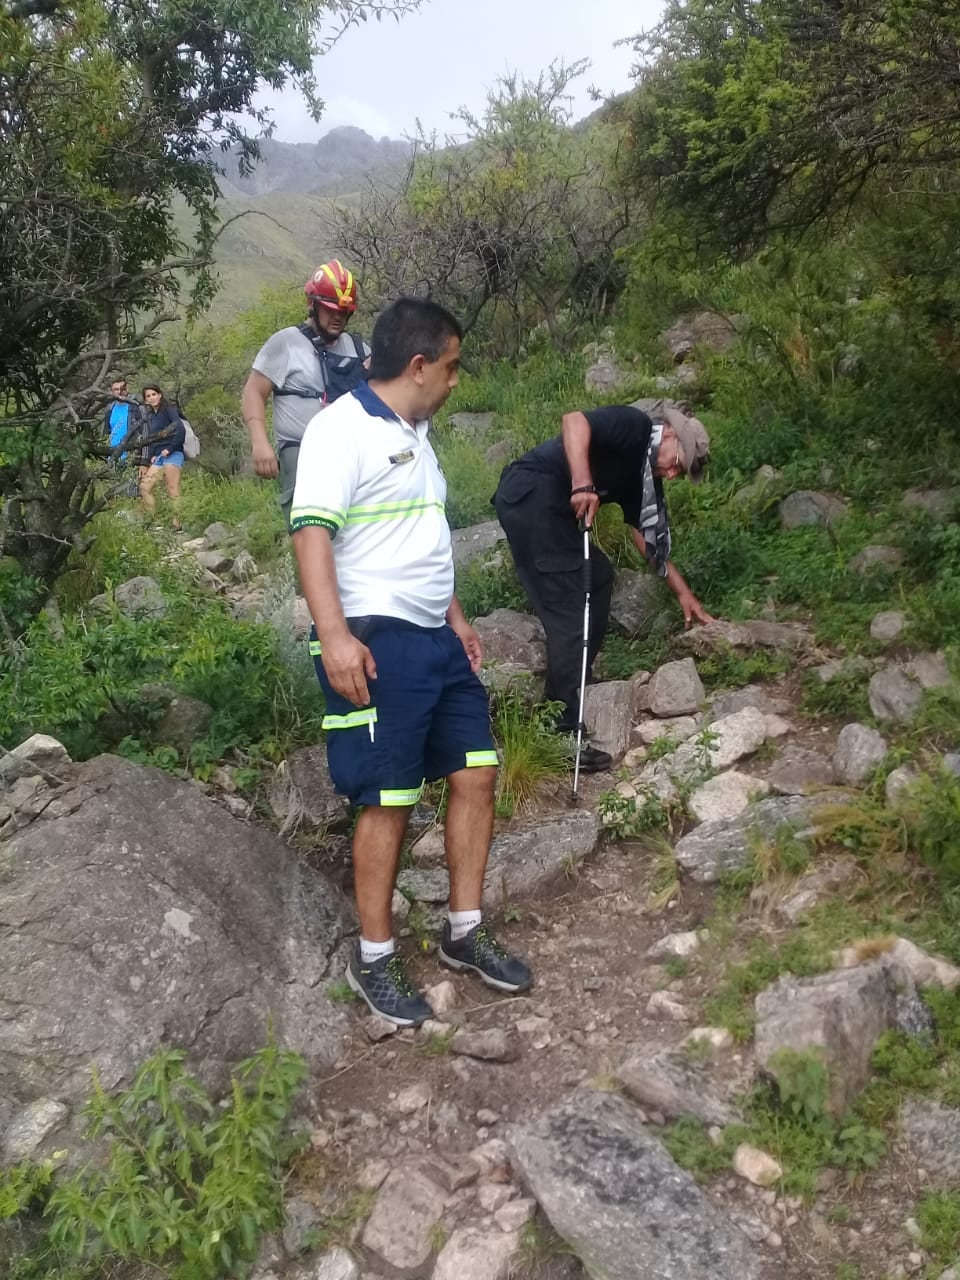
[490,691,569,815]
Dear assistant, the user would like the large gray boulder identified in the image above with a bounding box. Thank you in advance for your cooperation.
[754,964,898,1119]
[615,1048,740,1127]
[833,722,887,786]
[674,794,830,883]
[0,755,352,1146]
[89,575,167,619]
[609,569,675,637]
[509,1090,762,1280]
[902,487,960,521]
[473,609,547,672]
[779,491,849,529]
[451,520,506,567]
[648,658,705,717]
[900,1096,960,1185]
[482,812,599,909]
[582,680,633,760]
[675,618,813,657]
[270,743,351,833]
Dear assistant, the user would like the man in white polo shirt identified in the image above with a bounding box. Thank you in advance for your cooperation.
[291,297,533,1026]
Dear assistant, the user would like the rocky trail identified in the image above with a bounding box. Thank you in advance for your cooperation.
[4,499,960,1280]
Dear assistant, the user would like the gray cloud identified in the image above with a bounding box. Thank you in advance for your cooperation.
[255,0,664,142]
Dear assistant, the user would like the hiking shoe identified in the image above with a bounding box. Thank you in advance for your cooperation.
[346,947,433,1027]
[574,742,612,773]
[439,922,533,993]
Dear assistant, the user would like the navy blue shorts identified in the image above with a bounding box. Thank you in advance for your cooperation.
[310,619,497,807]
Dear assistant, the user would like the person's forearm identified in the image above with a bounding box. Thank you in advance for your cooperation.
[561,412,593,489]
[292,527,350,644]
[664,561,691,598]
[241,384,271,447]
[446,594,468,629]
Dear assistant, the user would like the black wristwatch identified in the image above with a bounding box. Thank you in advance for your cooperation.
[571,484,598,495]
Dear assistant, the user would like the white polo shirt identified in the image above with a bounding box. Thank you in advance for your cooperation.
[290,382,454,628]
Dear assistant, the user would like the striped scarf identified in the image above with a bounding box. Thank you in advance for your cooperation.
[640,424,672,578]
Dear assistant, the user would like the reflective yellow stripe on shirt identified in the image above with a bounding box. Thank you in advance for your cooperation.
[343,499,445,526]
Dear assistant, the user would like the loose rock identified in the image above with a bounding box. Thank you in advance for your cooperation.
[766,745,837,796]
[509,1091,762,1280]
[733,1144,783,1188]
[870,610,906,643]
[432,1224,522,1280]
[361,1164,447,1271]
[451,520,506,568]
[473,609,546,672]
[609,569,675,637]
[848,545,905,574]
[648,658,705,717]
[482,811,599,909]
[616,1048,740,1126]
[451,1028,521,1063]
[833,722,887,786]
[674,795,828,882]
[869,666,924,723]
[582,680,633,760]
[900,1096,960,1185]
[688,771,770,824]
[755,963,898,1118]
[647,930,703,960]
[779,491,849,529]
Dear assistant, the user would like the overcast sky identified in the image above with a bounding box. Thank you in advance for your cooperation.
[255,0,666,143]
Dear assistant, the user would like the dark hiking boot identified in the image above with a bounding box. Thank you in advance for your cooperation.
[439,922,533,993]
[575,742,613,773]
[346,947,433,1027]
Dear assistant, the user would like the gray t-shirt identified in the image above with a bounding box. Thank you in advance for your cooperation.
[252,326,371,448]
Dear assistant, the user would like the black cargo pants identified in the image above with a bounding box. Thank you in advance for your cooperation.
[493,464,613,732]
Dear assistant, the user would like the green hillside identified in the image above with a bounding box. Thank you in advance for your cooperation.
[175,191,360,320]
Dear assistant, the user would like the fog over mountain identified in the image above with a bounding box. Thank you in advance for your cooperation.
[217,126,411,197]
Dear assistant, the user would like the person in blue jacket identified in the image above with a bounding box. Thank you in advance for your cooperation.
[139,384,186,530]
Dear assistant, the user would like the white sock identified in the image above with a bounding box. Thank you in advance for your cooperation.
[360,937,395,963]
[448,909,482,942]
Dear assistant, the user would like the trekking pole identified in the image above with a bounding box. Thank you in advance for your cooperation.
[572,521,592,802]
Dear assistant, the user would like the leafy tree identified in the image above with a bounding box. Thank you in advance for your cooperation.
[625,0,960,256]
[0,0,416,611]
[335,61,633,354]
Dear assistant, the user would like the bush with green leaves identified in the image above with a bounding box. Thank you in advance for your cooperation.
[4,1043,305,1280]
[0,589,323,766]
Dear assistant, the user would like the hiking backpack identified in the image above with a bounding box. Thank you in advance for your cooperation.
[274,327,368,406]
[181,418,201,460]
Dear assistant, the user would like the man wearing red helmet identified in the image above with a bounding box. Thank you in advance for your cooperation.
[242,260,371,527]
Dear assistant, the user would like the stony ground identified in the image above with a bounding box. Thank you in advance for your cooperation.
[259,646,960,1280]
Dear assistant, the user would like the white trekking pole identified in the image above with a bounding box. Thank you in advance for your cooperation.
[572,522,591,801]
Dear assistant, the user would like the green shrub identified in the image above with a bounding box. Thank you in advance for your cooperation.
[7,1043,305,1280]
[0,593,323,764]
[455,557,528,619]
[900,771,960,885]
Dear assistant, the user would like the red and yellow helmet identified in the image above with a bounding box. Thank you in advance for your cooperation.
[305,260,357,313]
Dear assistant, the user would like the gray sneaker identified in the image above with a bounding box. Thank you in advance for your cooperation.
[346,947,433,1027]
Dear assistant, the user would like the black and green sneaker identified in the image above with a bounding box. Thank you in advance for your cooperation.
[439,922,533,993]
[346,947,433,1027]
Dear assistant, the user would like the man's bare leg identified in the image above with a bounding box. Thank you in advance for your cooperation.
[441,764,532,991]
[352,805,410,941]
[444,765,496,909]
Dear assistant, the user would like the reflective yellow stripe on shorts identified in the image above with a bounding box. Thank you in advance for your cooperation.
[465,750,499,767]
[379,782,425,806]
[321,708,378,730]
[308,639,322,656]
